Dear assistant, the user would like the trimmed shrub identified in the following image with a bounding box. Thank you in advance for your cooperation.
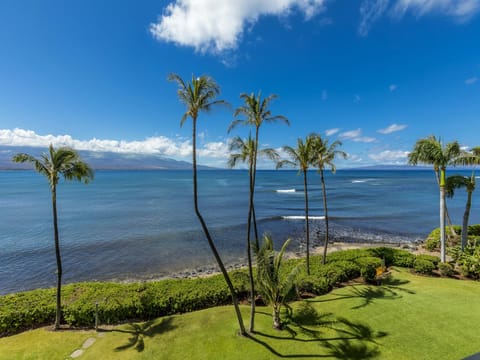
[392,251,416,268]
[438,263,455,277]
[413,259,435,275]
[354,257,382,283]
[296,275,330,295]
[416,254,440,267]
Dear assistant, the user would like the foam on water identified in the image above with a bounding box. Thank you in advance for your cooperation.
[276,189,296,193]
[282,215,325,220]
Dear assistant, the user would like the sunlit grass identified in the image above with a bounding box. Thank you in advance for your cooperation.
[1,267,479,360]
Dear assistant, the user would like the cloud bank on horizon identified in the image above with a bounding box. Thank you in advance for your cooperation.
[151,0,480,53]
[1,126,413,168]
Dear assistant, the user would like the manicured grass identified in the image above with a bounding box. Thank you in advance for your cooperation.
[1,268,480,359]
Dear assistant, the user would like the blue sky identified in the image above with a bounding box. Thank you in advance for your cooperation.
[1,0,479,168]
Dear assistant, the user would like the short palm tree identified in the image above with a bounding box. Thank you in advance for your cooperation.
[446,174,476,251]
[228,135,278,333]
[229,91,289,246]
[12,144,94,330]
[311,134,347,265]
[168,73,246,335]
[408,136,475,262]
[277,135,315,275]
[255,234,298,330]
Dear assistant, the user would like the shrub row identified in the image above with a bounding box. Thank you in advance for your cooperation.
[0,246,436,336]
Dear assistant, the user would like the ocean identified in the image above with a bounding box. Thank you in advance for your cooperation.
[1,169,479,294]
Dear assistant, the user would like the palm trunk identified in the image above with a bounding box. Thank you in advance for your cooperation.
[440,169,446,263]
[320,169,329,265]
[252,128,260,248]
[52,186,62,330]
[303,170,310,275]
[436,169,456,236]
[252,205,259,248]
[192,119,246,336]
[272,304,281,330]
[247,161,256,333]
[462,191,472,251]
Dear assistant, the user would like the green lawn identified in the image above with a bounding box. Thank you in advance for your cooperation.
[1,267,479,360]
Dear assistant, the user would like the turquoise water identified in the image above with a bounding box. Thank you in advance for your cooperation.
[1,169,478,294]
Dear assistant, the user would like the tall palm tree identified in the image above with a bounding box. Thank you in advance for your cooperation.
[168,73,246,335]
[229,91,289,247]
[311,134,347,265]
[12,144,93,330]
[228,135,278,333]
[446,174,476,251]
[277,135,315,275]
[408,136,472,262]
[255,234,298,330]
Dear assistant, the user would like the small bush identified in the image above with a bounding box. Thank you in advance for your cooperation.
[416,254,440,267]
[354,257,382,283]
[392,251,416,268]
[438,263,455,277]
[413,259,435,275]
[296,275,330,295]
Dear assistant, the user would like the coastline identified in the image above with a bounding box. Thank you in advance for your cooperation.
[118,240,421,283]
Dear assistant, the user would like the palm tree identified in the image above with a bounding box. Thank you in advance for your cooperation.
[255,234,298,330]
[446,174,476,251]
[168,73,246,335]
[12,144,93,330]
[228,135,278,332]
[311,134,347,265]
[408,136,474,262]
[277,135,315,275]
[229,91,289,247]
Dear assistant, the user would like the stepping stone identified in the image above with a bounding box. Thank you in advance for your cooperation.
[70,349,84,358]
[82,337,96,349]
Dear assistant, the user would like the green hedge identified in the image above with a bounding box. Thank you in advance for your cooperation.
[0,247,418,337]
[413,259,435,275]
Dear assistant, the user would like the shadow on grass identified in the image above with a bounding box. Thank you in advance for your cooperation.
[310,276,415,309]
[250,304,386,359]
[98,317,176,353]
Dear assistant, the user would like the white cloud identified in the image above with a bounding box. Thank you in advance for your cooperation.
[369,149,410,162]
[389,84,398,91]
[359,0,390,36]
[0,128,234,163]
[465,76,478,85]
[325,128,340,136]
[377,123,407,134]
[339,128,377,143]
[359,0,480,35]
[150,0,327,54]
[392,0,480,20]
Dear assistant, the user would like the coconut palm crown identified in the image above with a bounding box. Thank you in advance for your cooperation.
[311,134,347,264]
[12,144,93,330]
[168,73,246,335]
[277,135,316,275]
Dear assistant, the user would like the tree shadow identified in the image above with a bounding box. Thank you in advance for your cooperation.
[310,277,415,310]
[98,317,176,353]
[250,303,386,358]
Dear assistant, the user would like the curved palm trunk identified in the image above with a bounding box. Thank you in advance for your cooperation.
[462,191,473,251]
[252,127,260,248]
[440,169,446,263]
[192,119,246,336]
[246,161,256,333]
[52,186,62,330]
[303,170,310,275]
[320,169,330,265]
